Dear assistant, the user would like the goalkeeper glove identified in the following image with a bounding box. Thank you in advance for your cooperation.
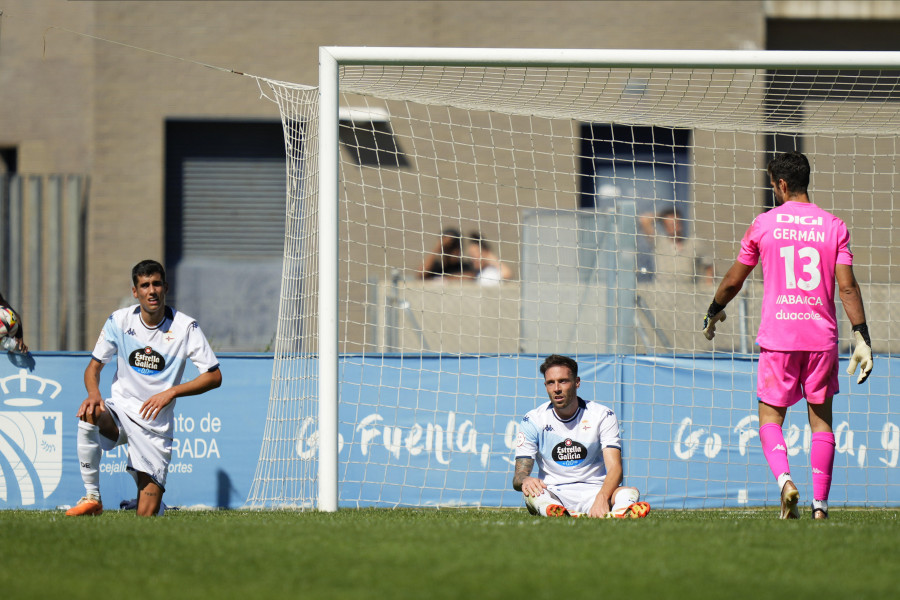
[702,299,727,341]
[847,323,873,384]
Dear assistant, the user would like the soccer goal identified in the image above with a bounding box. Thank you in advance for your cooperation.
[247,48,900,511]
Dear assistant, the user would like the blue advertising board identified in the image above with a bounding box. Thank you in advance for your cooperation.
[334,354,899,508]
[2,352,897,510]
[0,352,269,510]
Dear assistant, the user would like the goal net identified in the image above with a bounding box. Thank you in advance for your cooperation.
[247,49,900,511]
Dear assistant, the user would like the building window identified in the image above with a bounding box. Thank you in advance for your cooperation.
[580,125,691,277]
[339,107,409,167]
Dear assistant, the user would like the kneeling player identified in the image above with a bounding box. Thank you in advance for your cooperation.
[512,354,650,518]
[66,260,222,517]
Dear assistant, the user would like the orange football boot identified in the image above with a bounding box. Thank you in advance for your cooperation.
[545,504,570,517]
[65,495,103,516]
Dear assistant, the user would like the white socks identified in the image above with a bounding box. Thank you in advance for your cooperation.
[776,472,793,492]
[76,421,102,499]
[524,490,564,517]
[527,487,641,517]
[611,487,640,512]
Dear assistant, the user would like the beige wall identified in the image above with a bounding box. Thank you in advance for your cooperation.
[1,1,771,345]
[0,2,95,173]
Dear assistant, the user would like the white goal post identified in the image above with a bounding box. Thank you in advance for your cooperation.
[248,48,900,512]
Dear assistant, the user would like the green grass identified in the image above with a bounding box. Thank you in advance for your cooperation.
[2,508,898,599]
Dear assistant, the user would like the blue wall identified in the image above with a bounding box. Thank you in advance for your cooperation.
[1,352,897,510]
[336,354,900,508]
[0,352,269,510]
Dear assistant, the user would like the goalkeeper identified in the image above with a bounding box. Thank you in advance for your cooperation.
[512,354,650,518]
[702,151,872,521]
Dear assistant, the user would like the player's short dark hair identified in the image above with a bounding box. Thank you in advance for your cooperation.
[539,354,578,379]
[767,151,810,194]
[132,259,166,285]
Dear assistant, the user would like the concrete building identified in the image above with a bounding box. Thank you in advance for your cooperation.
[1,1,898,351]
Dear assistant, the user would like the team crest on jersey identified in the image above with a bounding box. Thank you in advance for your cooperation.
[129,346,166,375]
[552,438,587,466]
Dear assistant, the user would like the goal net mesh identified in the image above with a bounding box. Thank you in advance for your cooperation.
[248,59,900,509]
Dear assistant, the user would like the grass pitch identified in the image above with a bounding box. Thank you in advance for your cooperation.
[2,507,898,600]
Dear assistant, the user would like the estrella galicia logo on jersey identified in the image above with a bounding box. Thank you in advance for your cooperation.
[552,438,587,467]
[129,346,166,375]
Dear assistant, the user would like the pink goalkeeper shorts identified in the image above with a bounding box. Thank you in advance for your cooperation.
[756,347,840,407]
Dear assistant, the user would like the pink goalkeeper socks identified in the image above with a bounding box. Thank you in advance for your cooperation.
[760,424,835,501]
[811,431,836,502]
[759,422,791,483]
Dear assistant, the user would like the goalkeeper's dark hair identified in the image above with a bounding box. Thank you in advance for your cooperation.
[767,151,810,194]
[540,354,578,378]
[132,259,167,285]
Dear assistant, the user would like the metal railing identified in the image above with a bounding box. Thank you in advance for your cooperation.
[0,174,89,351]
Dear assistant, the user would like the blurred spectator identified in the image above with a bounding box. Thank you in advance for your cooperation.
[640,206,714,285]
[466,232,512,286]
[418,228,477,280]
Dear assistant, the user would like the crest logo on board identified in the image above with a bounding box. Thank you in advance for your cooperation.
[0,369,64,506]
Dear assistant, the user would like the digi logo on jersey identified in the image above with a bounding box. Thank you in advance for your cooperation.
[552,438,587,466]
[129,346,166,375]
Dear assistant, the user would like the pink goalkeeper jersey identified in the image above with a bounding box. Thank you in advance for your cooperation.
[737,201,853,351]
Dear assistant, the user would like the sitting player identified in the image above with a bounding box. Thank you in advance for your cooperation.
[512,354,650,518]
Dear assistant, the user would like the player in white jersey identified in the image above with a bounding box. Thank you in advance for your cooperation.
[66,260,222,517]
[512,354,650,518]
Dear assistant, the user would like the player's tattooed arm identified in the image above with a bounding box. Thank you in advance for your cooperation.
[512,457,535,491]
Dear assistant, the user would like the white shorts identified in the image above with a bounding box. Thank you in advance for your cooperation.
[546,481,606,514]
[103,397,172,490]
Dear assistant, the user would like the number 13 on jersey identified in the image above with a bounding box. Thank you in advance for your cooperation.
[780,245,821,291]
